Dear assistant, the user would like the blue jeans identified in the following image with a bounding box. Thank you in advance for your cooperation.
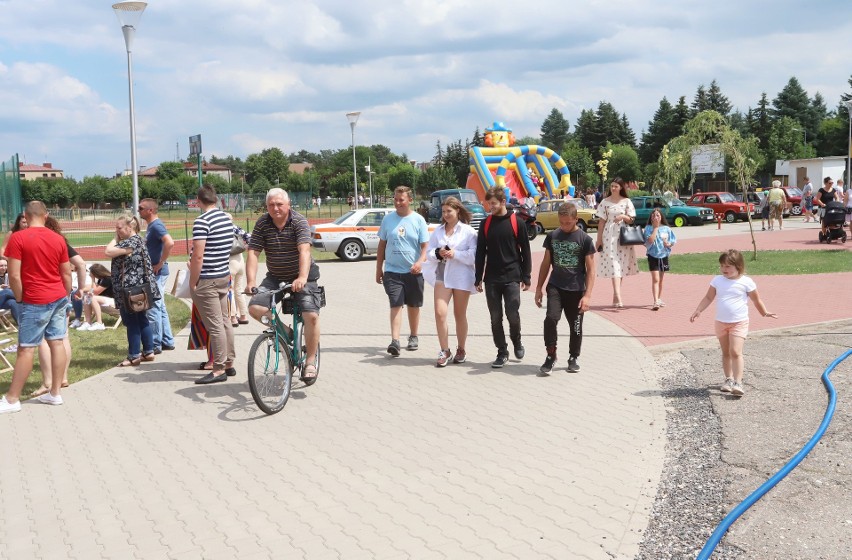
[19,296,68,347]
[146,272,174,350]
[71,290,83,320]
[0,288,20,322]
[120,305,154,360]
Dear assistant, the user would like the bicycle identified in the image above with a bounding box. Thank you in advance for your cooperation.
[246,282,325,415]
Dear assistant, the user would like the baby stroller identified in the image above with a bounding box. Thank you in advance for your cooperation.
[819,201,847,243]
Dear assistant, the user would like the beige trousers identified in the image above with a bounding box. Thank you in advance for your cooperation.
[192,276,235,369]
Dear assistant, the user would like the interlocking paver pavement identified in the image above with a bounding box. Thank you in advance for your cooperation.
[0,256,666,559]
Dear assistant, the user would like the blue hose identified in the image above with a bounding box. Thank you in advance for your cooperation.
[697,348,852,559]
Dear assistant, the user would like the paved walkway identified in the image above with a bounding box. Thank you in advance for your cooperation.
[0,260,666,559]
[2,216,845,558]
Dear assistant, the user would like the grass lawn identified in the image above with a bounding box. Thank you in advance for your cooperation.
[0,295,191,399]
[638,250,852,275]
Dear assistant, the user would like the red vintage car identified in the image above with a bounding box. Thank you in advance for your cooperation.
[781,186,803,215]
[686,192,754,223]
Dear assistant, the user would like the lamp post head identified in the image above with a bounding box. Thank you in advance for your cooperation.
[346,111,361,130]
[843,99,852,114]
[113,1,147,51]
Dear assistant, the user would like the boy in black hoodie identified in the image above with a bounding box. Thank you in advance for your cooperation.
[474,187,532,368]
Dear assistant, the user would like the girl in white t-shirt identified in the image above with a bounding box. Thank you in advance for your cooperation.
[690,250,776,397]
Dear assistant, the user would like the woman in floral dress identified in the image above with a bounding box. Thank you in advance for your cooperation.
[594,177,638,308]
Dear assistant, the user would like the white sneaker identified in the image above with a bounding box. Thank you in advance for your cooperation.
[720,378,734,392]
[35,393,64,406]
[77,322,92,331]
[0,395,22,414]
[731,382,745,397]
[88,322,106,331]
[69,319,82,329]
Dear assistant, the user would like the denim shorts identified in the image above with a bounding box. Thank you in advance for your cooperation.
[19,296,69,347]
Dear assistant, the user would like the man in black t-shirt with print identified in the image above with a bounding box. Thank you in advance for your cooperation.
[534,203,596,375]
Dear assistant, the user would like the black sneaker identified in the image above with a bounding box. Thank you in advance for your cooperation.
[539,354,556,376]
[513,343,525,360]
[567,356,580,372]
[491,354,509,368]
[387,339,401,357]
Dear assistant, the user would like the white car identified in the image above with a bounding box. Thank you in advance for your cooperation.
[311,208,437,262]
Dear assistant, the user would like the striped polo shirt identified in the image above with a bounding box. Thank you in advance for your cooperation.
[193,208,233,279]
[248,211,313,282]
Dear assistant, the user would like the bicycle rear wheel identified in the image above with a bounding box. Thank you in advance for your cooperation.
[247,331,293,415]
[298,326,321,387]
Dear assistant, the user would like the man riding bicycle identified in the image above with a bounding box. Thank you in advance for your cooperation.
[245,188,321,379]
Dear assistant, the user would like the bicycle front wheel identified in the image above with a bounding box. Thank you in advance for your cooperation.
[247,331,293,415]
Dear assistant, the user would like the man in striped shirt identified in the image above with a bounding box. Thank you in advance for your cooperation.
[246,188,321,379]
[189,185,236,385]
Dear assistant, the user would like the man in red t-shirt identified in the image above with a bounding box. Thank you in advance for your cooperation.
[0,201,72,414]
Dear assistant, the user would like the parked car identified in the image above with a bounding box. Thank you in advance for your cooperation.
[418,188,487,231]
[781,186,803,215]
[631,196,714,227]
[734,191,790,218]
[311,208,436,262]
[686,192,753,223]
[535,199,598,232]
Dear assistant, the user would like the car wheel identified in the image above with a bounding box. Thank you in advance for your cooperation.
[337,239,365,262]
[790,205,802,215]
[673,215,686,228]
[577,220,587,232]
[725,211,736,223]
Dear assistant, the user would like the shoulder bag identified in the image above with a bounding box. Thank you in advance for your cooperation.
[120,248,154,313]
[231,233,247,255]
[618,224,645,246]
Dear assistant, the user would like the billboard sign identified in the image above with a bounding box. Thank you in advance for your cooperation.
[691,144,724,174]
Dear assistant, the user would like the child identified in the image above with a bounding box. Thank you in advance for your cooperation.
[534,203,596,376]
[643,208,676,311]
[690,250,776,396]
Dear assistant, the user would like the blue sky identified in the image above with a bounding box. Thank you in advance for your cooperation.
[1,0,851,179]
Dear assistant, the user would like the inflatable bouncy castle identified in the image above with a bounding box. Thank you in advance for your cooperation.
[467,121,573,202]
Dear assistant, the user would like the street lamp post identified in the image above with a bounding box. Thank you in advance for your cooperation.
[112,1,147,216]
[366,157,374,208]
[346,111,361,210]
[844,100,852,192]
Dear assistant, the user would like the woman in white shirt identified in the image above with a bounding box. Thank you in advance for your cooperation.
[422,197,478,367]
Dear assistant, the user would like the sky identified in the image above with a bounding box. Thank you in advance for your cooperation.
[1,0,851,180]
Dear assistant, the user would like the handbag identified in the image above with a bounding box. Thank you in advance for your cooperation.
[230,233,247,255]
[618,224,645,246]
[120,249,155,313]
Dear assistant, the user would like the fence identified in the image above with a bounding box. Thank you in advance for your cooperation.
[0,154,22,231]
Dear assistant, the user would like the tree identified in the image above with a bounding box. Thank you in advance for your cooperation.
[43,178,76,207]
[691,85,709,116]
[104,177,133,207]
[639,97,674,164]
[156,161,185,181]
[607,144,642,182]
[771,77,811,127]
[158,180,184,203]
[471,126,484,147]
[561,139,597,190]
[767,116,815,163]
[574,109,597,156]
[417,165,455,197]
[442,139,470,188]
[245,147,290,185]
[387,164,419,192]
[540,108,570,151]
[77,175,109,205]
[706,79,732,117]
[658,111,764,257]
[251,175,272,195]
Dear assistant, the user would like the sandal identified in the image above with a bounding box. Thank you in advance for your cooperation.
[30,385,51,397]
[142,353,156,362]
[118,357,142,367]
[198,362,214,370]
[302,362,318,379]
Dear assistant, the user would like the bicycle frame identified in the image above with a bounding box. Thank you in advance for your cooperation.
[268,285,304,371]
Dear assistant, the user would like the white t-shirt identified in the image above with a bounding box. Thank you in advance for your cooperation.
[710,274,757,323]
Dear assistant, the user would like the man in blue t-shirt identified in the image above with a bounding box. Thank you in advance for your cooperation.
[376,185,429,356]
[140,199,175,353]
